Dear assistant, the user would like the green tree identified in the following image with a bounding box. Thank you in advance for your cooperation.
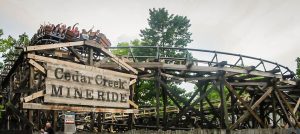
[112,8,193,106]
[140,8,192,58]
[0,29,29,70]
[112,39,142,57]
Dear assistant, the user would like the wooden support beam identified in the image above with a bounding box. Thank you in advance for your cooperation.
[28,59,46,74]
[85,40,138,74]
[21,90,44,103]
[161,73,185,81]
[225,81,267,128]
[27,53,137,79]
[293,98,300,114]
[128,82,135,130]
[129,79,137,86]
[90,112,95,132]
[160,82,183,110]
[166,81,214,127]
[88,47,94,65]
[185,76,217,81]
[272,91,277,128]
[121,57,145,71]
[274,90,294,127]
[229,82,267,86]
[205,96,222,119]
[280,80,296,85]
[25,41,84,51]
[98,62,280,78]
[230,87,273,129]
[67,47,87,64]
[155,70,160,128]
[53,111,58,131]
[22,103,138,113]
[199,82,205,127]
[6,102,35,128]
[277,89,300,127]
[127,100,138,109]
[162,77,168,130]
[138,73,154,78]
[219,74,229,128]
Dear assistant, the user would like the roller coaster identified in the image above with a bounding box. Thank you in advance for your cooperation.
[0,24,299,133]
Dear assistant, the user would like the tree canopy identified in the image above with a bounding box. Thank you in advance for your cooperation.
[0,29,29,70]
[140,8,192,58]
[112,8,193,106]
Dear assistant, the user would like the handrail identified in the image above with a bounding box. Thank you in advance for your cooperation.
[109,46,295,79]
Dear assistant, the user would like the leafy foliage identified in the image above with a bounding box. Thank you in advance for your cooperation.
[112,39,142,57]
[0,29,29,70]
[140,8,192,58]
[112,8,193,106]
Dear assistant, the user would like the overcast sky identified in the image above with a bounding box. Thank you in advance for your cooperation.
[1,0,300,72]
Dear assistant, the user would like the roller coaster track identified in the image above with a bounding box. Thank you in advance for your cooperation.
[108,46,295,79]
[0,28,299,132]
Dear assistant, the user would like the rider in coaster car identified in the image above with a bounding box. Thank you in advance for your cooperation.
[80,29,89,40]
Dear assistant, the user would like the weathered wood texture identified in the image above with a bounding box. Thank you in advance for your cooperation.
[99,62,282,78]
[22,103,138,113]
[27,53,137,78]
[25,41,84,51]
[85,40,138,74]
[73,128,299,134]
[44,61,133,108]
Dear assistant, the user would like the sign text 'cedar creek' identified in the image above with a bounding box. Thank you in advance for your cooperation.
[44,62,134,108]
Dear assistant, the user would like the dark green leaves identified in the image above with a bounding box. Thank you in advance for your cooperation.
[140,8,192,59]
[140,8,192,47]
[0,29,29,71]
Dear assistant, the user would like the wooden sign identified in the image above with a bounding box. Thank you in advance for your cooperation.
[44,61,135,108]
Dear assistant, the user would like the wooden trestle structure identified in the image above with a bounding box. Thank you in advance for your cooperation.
[0,33,300,132]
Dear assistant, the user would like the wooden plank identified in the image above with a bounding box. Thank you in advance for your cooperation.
[293,98,300,114]
[121,57,145,71]
[27,53,137,79]
[219,77,229,128]
[88,47,94,65]
[274,90,294,127]
[155,71,160,128]
[67,47,87,64]
[100,62,281,78]
[277,90,300,127]
[229,82,267,86]
[229,87,273,129]
[53,111,58,131]
[85,40,138,74]
[21,90,44,103]
[22,103,138,113]
[225,81,267,128]
[185,76,217,81]
[44,77,130,108]
[127,100,138,109]
[129,79,137,86]
[25,41,84,51]
[28,59,46,74]
[281,80,296,85]
[161,73,185,81]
